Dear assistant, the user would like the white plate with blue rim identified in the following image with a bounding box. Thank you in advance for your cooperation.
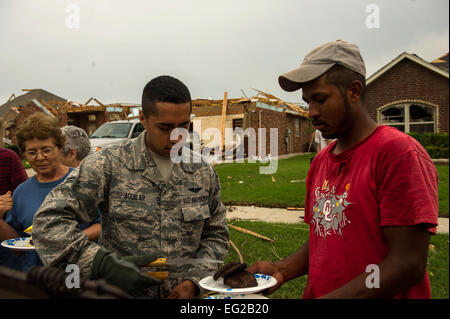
[1,237,35,251]
[199,273,277,295]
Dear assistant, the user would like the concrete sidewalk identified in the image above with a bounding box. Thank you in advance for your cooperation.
[226,205,449,234]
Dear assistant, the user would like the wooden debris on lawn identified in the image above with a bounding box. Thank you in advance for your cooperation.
[229,240,244,263]
[286,207,304,211]
[229,224,275,242]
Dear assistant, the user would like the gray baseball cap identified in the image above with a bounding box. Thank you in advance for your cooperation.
[278,40,366,92]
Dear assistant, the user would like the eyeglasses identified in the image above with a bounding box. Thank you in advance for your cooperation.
[24,147,55,160]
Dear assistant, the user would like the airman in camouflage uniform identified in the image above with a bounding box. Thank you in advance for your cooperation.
[32,76,229,298]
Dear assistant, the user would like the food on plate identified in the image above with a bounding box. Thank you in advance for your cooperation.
[213,262,244,280]
[24,225,34,247]
[214,262,257,288]
[24,225,33,234]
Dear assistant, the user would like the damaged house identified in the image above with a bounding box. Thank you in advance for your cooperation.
[1,88,314,158]
[0,89,140,146]
[191,89,313,157]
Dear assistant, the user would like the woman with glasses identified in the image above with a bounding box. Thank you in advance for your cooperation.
[0,112,73,272]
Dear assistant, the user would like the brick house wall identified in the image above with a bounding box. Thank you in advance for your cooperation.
[66,111,107,135]
[248,107,312,156]
[193,100,312,156]
[365,58,449,133]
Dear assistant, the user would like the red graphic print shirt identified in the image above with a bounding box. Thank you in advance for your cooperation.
[303,126,438,299]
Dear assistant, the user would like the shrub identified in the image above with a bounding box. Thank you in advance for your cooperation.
[408,133,449,159]
[4,144,21,157]
[22,159,31,169]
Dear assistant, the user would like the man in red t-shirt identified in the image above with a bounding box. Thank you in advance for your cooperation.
[248,40,438,299]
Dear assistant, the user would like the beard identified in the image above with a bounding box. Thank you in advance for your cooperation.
[322,94,353,140]
[322,131,337,140]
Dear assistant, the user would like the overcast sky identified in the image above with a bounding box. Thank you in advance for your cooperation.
[0,0,448,106]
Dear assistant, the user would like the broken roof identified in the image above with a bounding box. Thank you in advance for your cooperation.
[431,53,449,71]
[56,98,139,115]
[192,89,309,118]
[0,89,66,118]
[251,89,309,117]
[30,99,57,117]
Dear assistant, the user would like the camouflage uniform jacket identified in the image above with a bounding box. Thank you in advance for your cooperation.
[32,131,229,298]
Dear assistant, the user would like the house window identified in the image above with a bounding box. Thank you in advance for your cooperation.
[232,118,243,130]
[379,102,435,133]
[294,118,300,137]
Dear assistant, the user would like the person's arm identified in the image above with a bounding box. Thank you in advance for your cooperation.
[0,192,20,241]
[275,239,310,282]
[0,192,13,219]
[10,150,28,191]
[82,223,101,242]
[0,219,20,241]
[32,151,110,277]
[247,240,309,294]
[319,225,430,299]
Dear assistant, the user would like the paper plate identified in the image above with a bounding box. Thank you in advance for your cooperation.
[199,273,277,295]
[205,293,269,299]
[1,237,35,251]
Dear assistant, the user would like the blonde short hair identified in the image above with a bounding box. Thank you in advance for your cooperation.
[16,112,66,154]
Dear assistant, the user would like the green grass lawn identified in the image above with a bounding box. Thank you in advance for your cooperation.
[436,164,449,217]
[215,154,450,216]
[225,220,449,299]
[215,154,315,208]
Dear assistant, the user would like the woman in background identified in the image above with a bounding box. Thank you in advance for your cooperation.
[0,112,72,271]
[60,125,101,242]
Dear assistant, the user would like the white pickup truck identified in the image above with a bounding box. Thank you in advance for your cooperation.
[89,119,145,153]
